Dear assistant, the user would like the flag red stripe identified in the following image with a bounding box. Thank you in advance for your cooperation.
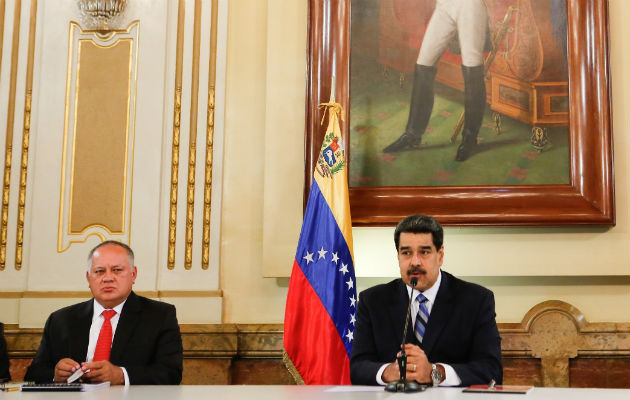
[284,259,351,384]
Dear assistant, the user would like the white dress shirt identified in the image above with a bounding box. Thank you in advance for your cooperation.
[87,299,130,386]
[376,271,462,386]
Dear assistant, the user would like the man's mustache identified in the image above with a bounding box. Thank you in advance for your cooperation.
[407,267,426,276]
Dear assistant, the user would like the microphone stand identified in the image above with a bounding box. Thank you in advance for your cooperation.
[385,277,425,393]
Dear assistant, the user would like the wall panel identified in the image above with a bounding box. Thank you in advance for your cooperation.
[0,0,228,326]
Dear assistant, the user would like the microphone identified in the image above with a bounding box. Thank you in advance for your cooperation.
[385,277,426,393]
[400,277,418,349]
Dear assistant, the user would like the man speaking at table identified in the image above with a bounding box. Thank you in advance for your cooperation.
[350,215,502,387]
[25,241,183,385]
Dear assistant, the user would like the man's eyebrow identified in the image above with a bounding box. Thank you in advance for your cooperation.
[92,264,126,268]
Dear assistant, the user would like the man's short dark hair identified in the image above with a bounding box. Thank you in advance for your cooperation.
[394,214,443,250]
[87,240,135,270]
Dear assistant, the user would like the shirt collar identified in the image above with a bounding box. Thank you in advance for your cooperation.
[405,269,442,304]
[93,298,126,318]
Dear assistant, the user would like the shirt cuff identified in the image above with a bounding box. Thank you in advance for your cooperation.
[437,363,461,386]
[375,363,390,386]
[121,367,130,386]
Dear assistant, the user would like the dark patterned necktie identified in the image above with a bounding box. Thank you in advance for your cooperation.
[414,294,429,343]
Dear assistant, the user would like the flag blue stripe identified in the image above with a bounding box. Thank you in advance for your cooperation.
[295,178,357,356]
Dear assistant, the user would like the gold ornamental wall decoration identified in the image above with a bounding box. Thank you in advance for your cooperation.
[57,21,139,252]
[1,0,38,271]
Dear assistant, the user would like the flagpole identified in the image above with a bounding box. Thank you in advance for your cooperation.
[330,74,336,104]
[330,49,337,103]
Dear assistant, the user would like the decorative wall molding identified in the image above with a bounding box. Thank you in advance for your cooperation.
[501,300,630,387]
[15,0,38,270]
[167,0,218,271]
[0,0,22,270]
[0,0,37,271]
[57,20,139,252]
[167,0,185,270]
[184,0,202,270]
[201,0,218,270]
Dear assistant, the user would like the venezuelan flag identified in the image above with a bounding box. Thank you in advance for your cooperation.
[283,102,356,384]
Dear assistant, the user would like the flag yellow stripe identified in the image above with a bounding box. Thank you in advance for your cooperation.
[313,107,354,262]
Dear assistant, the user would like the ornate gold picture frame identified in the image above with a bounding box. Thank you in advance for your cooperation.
[305,0,614,226]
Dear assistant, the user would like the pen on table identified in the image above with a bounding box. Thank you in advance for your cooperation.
[3,386,20,392]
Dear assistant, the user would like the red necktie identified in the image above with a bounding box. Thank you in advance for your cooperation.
[93,310,116,361]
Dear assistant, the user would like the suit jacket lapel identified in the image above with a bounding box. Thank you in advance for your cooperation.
[421,271,454,356]
[110,291,141,363]
[70,300,93,362]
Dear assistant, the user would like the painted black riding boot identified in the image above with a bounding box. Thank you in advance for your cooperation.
[455,65,486,161]
[383,64,437,153]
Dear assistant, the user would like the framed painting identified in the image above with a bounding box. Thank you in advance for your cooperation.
[305,0,614,226]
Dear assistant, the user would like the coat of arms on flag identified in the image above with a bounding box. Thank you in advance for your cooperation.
[317,131,345,178]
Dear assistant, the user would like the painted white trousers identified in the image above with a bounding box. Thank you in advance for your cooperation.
[417,0,488,67]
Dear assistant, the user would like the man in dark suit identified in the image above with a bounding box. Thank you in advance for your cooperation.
[25,241,183,385]
[350,215,502,387]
